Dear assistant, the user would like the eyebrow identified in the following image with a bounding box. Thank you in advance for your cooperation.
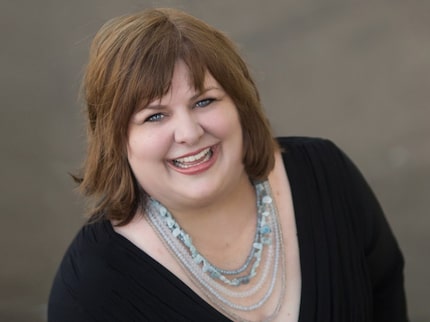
[146,86,222,110]
[191,86,221,100]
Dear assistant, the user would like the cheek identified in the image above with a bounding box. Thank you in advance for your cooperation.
[126,134,143,161]
[127,133,150,172]
[205,107,242,137]
[127,129,171,163]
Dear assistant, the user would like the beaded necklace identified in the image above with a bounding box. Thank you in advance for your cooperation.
[146,180,286,321]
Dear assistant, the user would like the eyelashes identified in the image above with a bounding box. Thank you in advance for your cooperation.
[195,98,215,108]
[144,98,216,123]
[145,113,165,122]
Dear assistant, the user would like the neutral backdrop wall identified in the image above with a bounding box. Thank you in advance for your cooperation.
[1,1,429,321]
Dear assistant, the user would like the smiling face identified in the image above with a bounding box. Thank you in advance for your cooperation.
[127,60,247,212]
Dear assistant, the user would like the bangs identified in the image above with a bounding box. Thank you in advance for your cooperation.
[129,26,209,113]
[80,8,276,225]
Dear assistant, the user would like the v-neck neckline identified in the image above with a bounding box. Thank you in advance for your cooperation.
[105,139,310,322]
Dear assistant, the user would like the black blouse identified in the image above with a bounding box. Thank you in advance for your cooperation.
[48,137,408,321]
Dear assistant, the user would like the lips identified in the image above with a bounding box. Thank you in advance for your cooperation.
[172,147,213,169]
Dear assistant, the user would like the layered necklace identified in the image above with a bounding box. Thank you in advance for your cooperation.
[146,180,286,322]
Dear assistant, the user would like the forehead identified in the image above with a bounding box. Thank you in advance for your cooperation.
[170,60,218,90]
[148,61,220,104]
[170,60,194,89]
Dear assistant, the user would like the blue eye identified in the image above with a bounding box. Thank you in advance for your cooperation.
[145,113,164,122]
[195,98,214,108]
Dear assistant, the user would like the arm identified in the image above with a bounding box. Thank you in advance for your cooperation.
[334,142,408,321]
[48,267,97,322]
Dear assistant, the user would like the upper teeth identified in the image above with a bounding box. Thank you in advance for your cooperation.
[174,147,211,164]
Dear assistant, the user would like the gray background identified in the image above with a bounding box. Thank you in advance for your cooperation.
[1,0,429,321]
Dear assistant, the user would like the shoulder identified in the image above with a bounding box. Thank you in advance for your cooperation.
[276,136,378,244]
[52,221,117,293]
[48,220,119,321]
[49,220,165,320]
[276,136,352,175]
[276,136,371,207]
[50,219,171,301]
[64,220,115,266]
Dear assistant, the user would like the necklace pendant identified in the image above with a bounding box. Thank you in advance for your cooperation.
[239,276,250,285]
[146,180,286,317]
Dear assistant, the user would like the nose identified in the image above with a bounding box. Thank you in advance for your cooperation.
[173,110,204,145]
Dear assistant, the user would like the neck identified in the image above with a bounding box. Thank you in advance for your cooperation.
[145,178,287,319]
[165,174,257,254]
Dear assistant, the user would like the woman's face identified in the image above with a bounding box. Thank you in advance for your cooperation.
[127,60,246,212]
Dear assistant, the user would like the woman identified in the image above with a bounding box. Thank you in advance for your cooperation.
[48,8,408,322]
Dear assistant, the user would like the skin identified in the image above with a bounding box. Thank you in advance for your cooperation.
[118,60,301,321]
[127,60,256,236]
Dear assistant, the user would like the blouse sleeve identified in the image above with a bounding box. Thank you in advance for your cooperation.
[332,141,408,321]
[48,259,98,322]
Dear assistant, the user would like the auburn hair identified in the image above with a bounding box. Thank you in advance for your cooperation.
[76,8,278,225]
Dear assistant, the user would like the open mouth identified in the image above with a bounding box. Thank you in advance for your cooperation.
[171,146,215,169]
